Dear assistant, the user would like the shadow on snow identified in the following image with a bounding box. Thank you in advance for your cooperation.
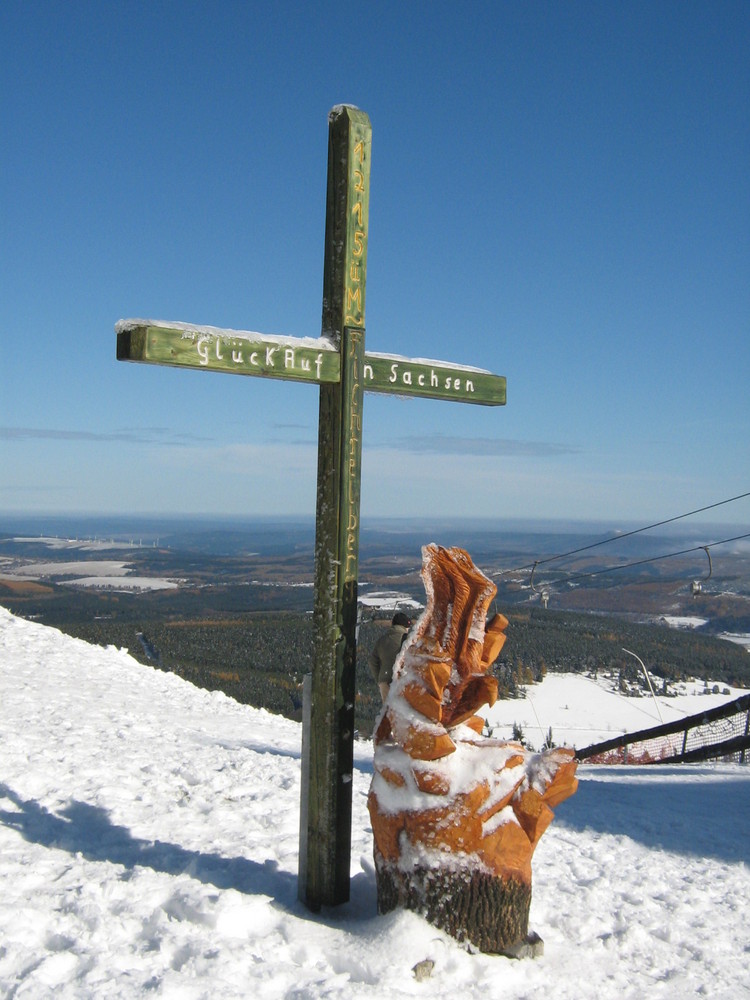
[0,781,379,922]
[556,767,750,864]
[0,782,302,902]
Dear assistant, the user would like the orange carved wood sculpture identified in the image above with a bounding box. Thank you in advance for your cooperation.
[367,544,578,954]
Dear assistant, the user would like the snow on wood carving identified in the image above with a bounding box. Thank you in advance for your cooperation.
[367,544,578,955]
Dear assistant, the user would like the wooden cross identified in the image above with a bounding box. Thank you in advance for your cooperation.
[116,106,506,911]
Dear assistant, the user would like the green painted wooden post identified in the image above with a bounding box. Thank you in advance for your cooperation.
[115,105,506,912]
[302,106,371,909]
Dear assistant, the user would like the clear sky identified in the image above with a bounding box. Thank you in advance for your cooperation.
[2,1,748,528]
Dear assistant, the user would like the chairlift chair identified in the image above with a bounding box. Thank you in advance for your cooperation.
[530,562,550,608]
[691,545,712,597]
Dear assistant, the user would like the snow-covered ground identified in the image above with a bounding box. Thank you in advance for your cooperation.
[10,537,137,552]
[0,536,182,592]
[6,559,136,578]
[358,591,424,614]
[483,672,747,750]
[1,606,748,999]
[659,615,708,629]
[64,576,180,592]
[721,632,750,652]
[0,559,180,593]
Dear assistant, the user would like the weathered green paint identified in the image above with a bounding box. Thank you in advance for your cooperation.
[116,323,341,385]
[362,354,506,405]
[116,322,506,405]
[320,108,371,340]
[302,107,371,910]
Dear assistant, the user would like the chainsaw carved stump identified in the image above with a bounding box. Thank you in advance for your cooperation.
[367,544,578,955]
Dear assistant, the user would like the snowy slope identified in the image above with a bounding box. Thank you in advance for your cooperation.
[1,606,748,999]
[482,671,748,750]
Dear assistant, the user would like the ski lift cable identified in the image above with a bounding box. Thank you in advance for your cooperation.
[539,531,750,589]
[491,491,750,577]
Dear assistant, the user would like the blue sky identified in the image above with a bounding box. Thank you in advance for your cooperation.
[2,1,748,528]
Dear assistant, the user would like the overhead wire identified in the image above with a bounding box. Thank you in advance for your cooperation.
[492,491,750,578]
[552,531,750,587]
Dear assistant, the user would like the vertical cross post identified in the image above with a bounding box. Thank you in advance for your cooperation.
[299,106,371,909]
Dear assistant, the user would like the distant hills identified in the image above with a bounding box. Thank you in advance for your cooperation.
[1,515,748,738]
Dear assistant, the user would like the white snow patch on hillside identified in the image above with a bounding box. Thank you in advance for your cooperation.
[720,632,750,651]
[2,560,181,591]
[8,559,134,577]
[12,536,137,551]
[66,576,180,592]
[482,672,746,750]
[659,615,708,629]
[359,591,424,613]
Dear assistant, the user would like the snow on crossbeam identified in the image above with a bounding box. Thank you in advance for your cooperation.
[116,319,506,405]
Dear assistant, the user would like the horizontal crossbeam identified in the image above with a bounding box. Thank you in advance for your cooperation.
[362,353,505,406]
[116,321,506,406]
[116,321,340,386]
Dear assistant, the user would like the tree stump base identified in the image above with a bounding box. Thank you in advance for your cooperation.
[375,861,532,955]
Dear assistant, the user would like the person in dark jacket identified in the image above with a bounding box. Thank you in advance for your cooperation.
[369,611,411,703]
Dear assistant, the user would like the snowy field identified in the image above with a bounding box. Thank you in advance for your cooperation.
[0,536,181,592]
[0,559,180,593]
[10,537,137,552]
[358,591,424,614]
[482,671,747,750]
[1,606,748,999]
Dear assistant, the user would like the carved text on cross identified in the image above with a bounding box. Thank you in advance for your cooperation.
[116,321,506,405]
